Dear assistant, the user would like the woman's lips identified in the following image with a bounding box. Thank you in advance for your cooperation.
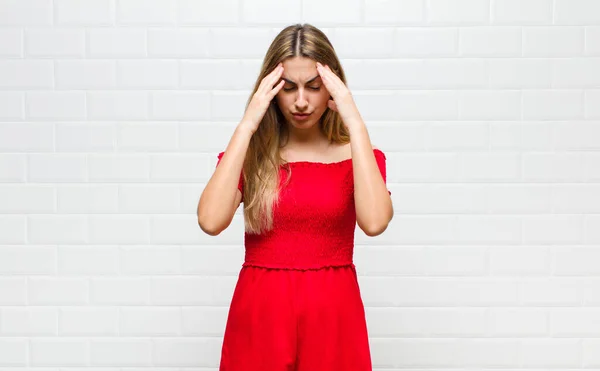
[293,113,311,120]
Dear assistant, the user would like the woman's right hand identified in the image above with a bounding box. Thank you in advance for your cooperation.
[240,62,285,134]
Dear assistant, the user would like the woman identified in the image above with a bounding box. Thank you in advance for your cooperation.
[197,23,393,371]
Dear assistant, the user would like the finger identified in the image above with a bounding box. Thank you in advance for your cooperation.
[318,63,339,84]
[323,76,343,100]
[317,64,341,96]
[320,64,342,91]
[316,63,334,92]
[266,64,284,86]
[268,79,285,99]
[271,65,284,87]
[259,63,282,86]
[316,62,327,78]
[258,64,284,95]
[266,62,281,76]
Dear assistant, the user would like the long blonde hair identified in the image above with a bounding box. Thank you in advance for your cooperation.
[242,23,350,234]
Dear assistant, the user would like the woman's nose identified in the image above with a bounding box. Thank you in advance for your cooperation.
[295,90,308,106]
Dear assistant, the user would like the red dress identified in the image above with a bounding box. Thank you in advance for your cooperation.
[215,148,391,371]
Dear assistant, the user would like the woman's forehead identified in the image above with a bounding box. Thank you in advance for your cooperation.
[281,59,319,83]
[282,56,316,70]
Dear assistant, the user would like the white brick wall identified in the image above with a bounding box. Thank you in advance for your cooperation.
[0,0,599,369]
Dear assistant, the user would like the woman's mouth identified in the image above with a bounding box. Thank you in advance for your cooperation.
[293,113,311,121]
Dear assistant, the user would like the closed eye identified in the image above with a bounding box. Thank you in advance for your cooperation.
[283,86,321,91]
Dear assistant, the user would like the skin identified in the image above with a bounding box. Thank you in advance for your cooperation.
[275,56,340,156]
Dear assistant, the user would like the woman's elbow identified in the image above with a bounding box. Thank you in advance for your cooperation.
[198,217,220,236]
[197,200,223,236]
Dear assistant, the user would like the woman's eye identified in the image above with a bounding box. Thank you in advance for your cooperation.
[283,86,321,91]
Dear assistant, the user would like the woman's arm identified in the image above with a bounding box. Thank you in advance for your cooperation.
[197,123,252,236]
[349,121,394,237]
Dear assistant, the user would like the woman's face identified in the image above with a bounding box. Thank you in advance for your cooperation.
[275,56,331,130]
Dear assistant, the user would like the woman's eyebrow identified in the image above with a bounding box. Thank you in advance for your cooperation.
[282,75,321,85]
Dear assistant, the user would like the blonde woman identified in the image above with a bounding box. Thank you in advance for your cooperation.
[197,23,393,371]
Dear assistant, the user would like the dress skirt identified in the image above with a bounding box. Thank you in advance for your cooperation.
[218,264,372,371]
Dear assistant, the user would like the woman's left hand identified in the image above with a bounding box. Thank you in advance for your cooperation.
[316,62,361,128]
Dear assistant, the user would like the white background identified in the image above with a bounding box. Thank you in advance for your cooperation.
[1,0,600,369]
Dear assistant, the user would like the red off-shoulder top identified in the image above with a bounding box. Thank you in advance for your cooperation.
[216,148,391,270]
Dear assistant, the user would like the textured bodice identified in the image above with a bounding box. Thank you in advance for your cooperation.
[216,148,391,270]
